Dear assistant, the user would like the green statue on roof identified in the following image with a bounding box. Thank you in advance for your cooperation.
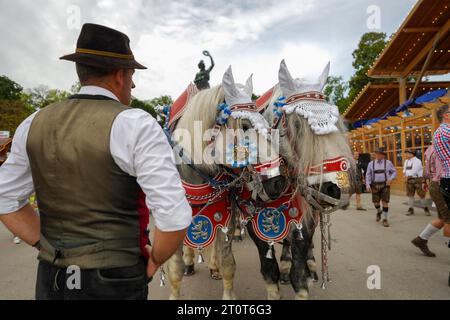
[194,50,215,90]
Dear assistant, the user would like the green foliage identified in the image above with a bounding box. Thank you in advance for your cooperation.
[321,32,390,115]
[347,32,388,102]
[324,76,350,114]
[0,99,34,135]
[25,86,71,110]
[131,95,173,127]
[0,76,23,100]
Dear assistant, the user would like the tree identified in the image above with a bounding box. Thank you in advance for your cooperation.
[0,100,34,135]
[131,95,173,127]
[324,76,350,114]
[25,86,71,110]
[0,76,23,100]
[0,76,32,135]
[347,32,389,102]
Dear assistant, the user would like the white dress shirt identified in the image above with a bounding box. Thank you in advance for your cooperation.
[403,156,423,178]
[0,86,192,232]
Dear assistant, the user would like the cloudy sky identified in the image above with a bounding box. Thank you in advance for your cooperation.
[0,0,417,100]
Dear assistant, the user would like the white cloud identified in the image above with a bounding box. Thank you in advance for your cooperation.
[0,0,417,101]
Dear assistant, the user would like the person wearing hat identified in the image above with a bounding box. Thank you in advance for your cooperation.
[365,148,397,227]
[403,149,430,216]
[0,23,192,300]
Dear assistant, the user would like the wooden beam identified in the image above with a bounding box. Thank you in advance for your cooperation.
[402,27,440,33]
[422,102,444,110]
[401,19,450,78]
[379,127,383,147]
[399,77,407,104]
[386,116,403,124]
[432,107,439,133]
[401,119,406,162]
[409,107,430,116]
[367,0,425,78]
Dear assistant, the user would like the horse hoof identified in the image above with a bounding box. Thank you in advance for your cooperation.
[295,289,309,300]
[280,273,290,285]
[184,265,195,277]
[210,269,222,280]
[223,292,238,300]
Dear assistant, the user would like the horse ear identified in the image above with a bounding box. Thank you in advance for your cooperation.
[279,59,296,97]
[244,74,253,97]
[222,65,238,102]
[317,61,330,92]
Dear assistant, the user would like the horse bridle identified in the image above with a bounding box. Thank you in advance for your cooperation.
[269,97,350,214]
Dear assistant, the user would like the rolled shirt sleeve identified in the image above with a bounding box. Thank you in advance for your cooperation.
[110,109,192,232]
[365,161,373,188]
[0,112,38,214]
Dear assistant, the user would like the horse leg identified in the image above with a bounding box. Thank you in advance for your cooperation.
[247,222,281,300]
[215,225,237,300]
[306,212,320,282]
[290,218,316,300]
[306,239,319,282]
[233,214,243,241]
[207,240,222,280]
[183,246,196,276]
[167,245,185,300]
[280,239,292,285]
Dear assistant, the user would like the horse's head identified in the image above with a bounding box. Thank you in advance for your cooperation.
[272,60,352,211]
[174,67,287,200]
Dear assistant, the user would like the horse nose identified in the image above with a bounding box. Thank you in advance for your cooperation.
[263,176,288,200]
[320,182,341,200]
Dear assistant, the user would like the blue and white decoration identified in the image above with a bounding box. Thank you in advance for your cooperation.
[186,215,213,247]
[256,205,288,240]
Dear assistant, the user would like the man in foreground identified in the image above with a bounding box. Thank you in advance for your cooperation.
[0,23,192,300]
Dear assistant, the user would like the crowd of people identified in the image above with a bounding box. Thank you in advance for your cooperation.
[352,104,450,266]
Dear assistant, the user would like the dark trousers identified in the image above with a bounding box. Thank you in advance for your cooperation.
[35,259,150,300]
[441,178,450,208]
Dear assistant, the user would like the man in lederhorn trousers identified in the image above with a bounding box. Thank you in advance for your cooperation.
[366,148,397,228]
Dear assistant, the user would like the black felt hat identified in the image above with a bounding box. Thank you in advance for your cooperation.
[405,149,416,156]
[60,23,147,70]
[375,147,387,155]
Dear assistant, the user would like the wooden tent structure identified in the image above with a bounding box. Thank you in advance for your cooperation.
[345,0,450,193]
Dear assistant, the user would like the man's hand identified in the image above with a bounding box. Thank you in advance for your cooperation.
[145,246,161,278]
[386,180,392,187]
[366,186,371,193]
[145,227,188,278]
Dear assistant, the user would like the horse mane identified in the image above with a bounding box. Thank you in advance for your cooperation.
[174,85,225,177]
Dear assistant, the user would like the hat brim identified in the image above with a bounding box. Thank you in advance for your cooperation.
[375,151,387,155]
[60,53,147,70]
